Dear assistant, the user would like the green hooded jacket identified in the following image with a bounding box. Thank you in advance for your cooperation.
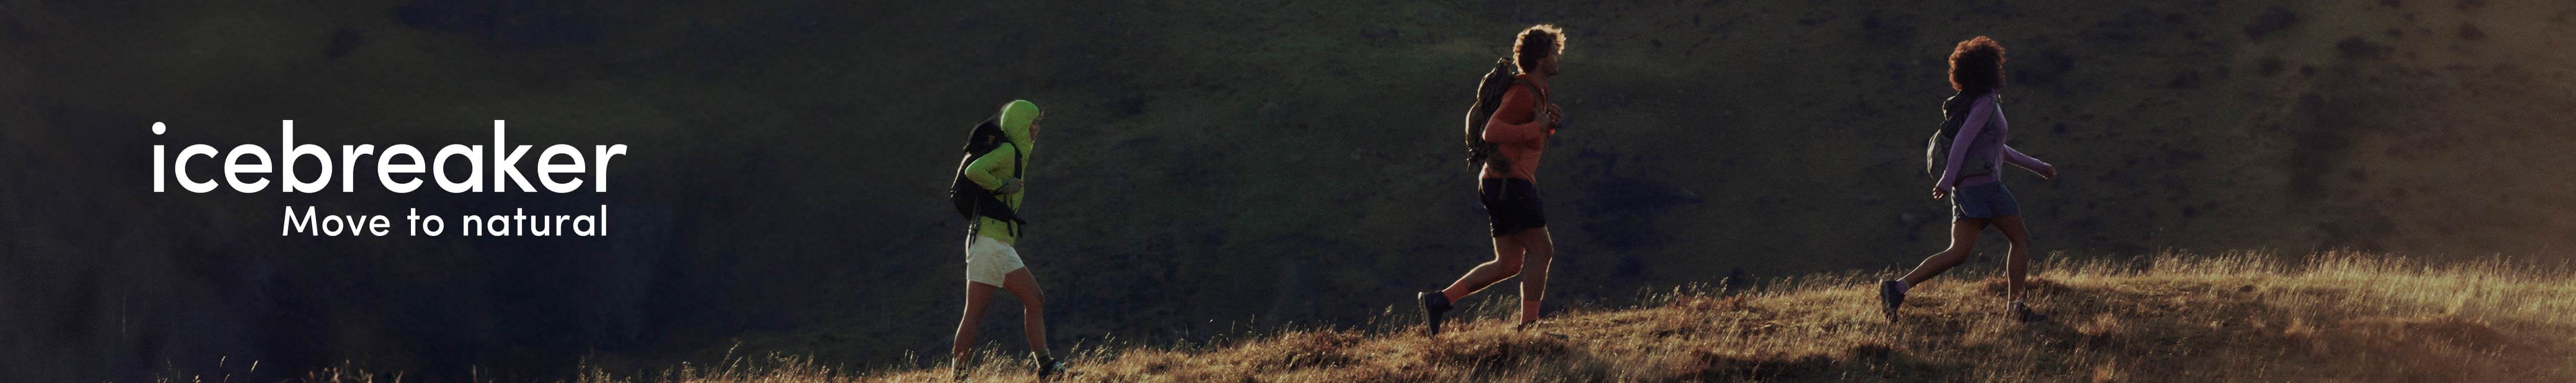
[963,100,1038,244]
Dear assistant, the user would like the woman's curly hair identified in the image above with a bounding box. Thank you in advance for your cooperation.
[1949,36,2006,94]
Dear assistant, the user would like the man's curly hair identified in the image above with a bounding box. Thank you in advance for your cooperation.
[1514,25,1565,74]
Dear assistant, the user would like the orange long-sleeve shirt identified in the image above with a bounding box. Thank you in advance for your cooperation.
[1481,74,1553,181]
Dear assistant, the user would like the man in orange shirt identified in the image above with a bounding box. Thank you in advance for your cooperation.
[1422,25,1566,336]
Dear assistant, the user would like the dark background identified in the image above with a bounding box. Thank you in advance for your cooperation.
[6,0,2575,380]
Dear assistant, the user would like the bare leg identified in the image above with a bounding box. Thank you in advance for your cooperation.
[1514,228,1555,325]
[1441,234,1527,301]
[951,281,998,364]
[1989,214,2034,301]
[999,268,1049,353]
[1899,220,1989,285]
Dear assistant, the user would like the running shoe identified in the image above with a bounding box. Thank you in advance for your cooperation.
[2010,301,2050,323]
[1033,354,1067,380]
[1420,291,1454,336]
[1878,280,1906,322]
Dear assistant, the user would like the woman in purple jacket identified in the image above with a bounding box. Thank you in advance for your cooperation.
[1880,36,2062,323]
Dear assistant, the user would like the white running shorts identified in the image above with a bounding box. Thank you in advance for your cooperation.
[964,235,1027,288]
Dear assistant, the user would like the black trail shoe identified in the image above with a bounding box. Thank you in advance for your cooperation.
[1033,354,1067,380]
[1420,291,1454,336]
[2010,301,2050,323]
[1878,280,1906,322]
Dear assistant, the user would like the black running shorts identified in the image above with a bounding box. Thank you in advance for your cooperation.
[1480,178,1546,237]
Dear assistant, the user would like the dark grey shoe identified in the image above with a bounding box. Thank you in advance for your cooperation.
[1420,291,1454,336]
[1878,280,1906,322]
[2010,301,2050,323]
[1033,354,1067,380]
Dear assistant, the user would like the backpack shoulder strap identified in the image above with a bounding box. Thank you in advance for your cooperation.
[1939,93,1982,136]
[1006,142,1023,235]
[1504,78,1551,128]
[979,141,1026,236]
[1000,142,1023,178]
[1962,93,1998,128]
[1508,78,1547,103]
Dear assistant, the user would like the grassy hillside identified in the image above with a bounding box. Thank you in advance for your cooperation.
[292,252,2564,382]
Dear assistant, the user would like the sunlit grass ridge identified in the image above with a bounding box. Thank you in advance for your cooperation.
[307,252,2576,382]
[723,252,2573,381]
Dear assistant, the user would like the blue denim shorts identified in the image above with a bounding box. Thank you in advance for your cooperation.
[1950,182,2020,220]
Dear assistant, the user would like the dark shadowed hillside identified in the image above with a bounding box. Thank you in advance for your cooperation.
[3,0,2573,380]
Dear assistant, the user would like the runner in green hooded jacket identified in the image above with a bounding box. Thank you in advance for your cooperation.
[950,100,1066,379]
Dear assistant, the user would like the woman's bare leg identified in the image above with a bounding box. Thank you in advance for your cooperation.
[1514,228,1555,325]
[951,281,998,364]
[1441,235,1527,301]
[1989,214,2033,301]
[1900,220,1989,285]
[999,268,1049,353]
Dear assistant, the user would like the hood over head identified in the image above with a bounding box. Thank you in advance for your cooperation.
[997,100,1039,154]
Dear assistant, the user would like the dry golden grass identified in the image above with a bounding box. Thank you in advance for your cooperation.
[290,252,2576,382]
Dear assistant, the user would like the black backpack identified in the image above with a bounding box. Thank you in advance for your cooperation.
[1464,56,1539,172]
[1923,92,1991,180]
[950,115,1025,234]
